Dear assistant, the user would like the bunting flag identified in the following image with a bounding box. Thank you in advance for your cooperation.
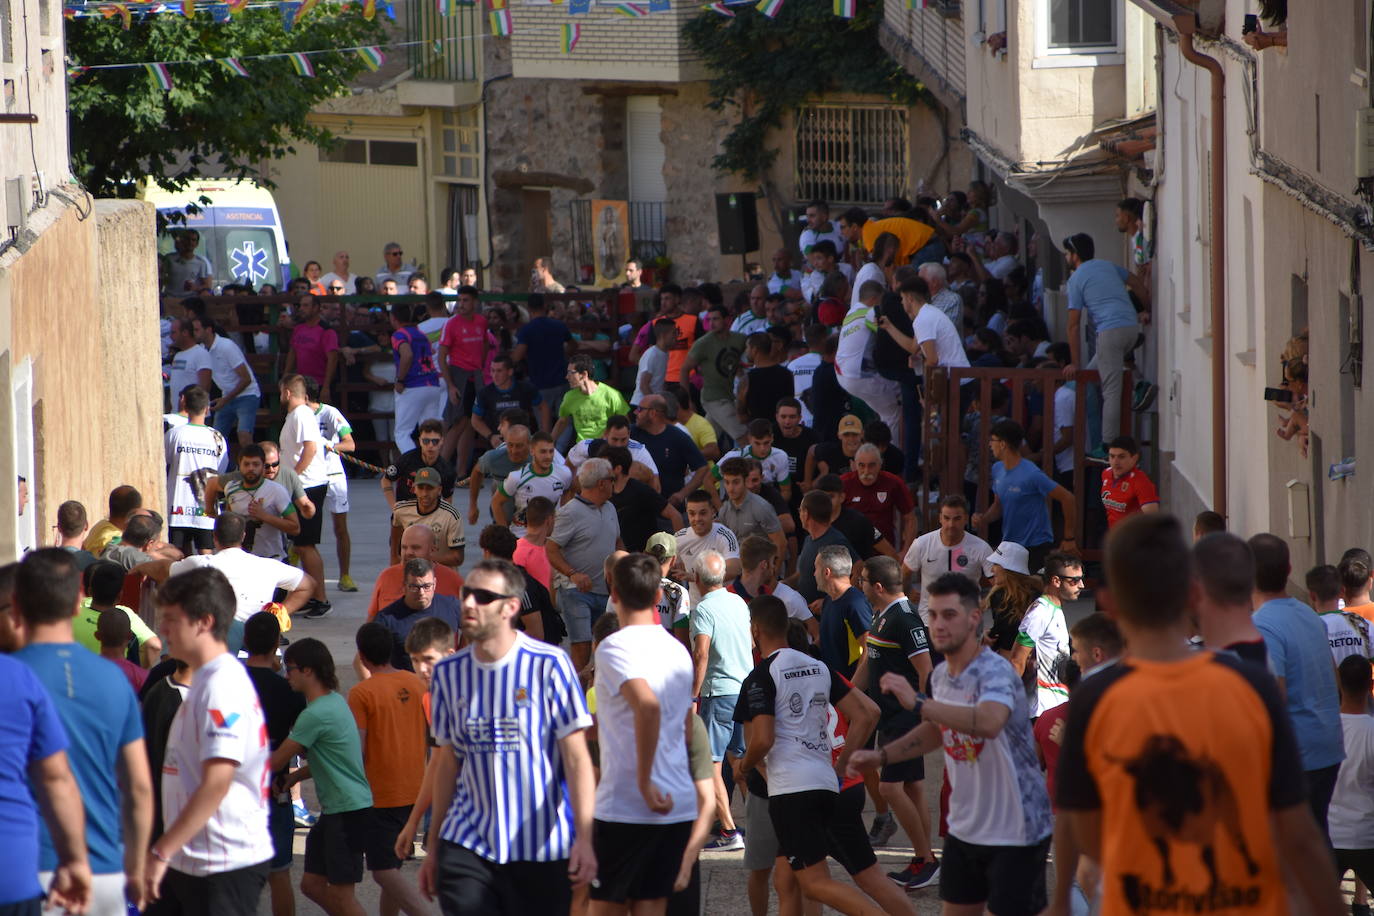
[609,2,647,15]
[832,0,853,17]
[145,61,173,89]
[279,0,298,27]
[362,0,375,17]
[210,4,230,21]
[99,3,133,28]
[754,0,781,17]
[288,51,316,75]
[431,38,443,54]
[487,5,510,34]
[220,56,250,75]
[356,45,384,69]
[647,0,669,10]
[180,0,193,16]
[435,0,451,14]
[703,1,732,13]
[226,0,248,11]
[292,0,319,23]
[569,0,590,12]
[66,65,89,78]
[559,22,579,51]
[62,7,76,18]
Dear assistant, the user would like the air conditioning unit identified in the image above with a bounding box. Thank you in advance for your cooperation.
[5,175,28,234]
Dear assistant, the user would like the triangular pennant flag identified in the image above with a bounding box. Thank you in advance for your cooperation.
[279,1,298,28]
[356,46,385,70]
[569,0,589,12]
[488,5,510,34]
[180,0,193,17]
[62,7,76,18]
[648,0,669,10]
[832,0,853,16]
[383,3,395,19]
[293,0,319,24]
[363,0,375,17]
[220,57,249,76]
[703,2,733,14]
[210,4,229,21]
[559,22,579,52]
[288,52,315,76]
[100,3,132,28]
[755,0,781,16]
[144,62,173,90]
[226,0,247,12]
[609,2,648,15]
[66,64,89,78]
[436,0,452,14]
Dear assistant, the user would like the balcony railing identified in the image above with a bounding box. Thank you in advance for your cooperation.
[406,0,479,82]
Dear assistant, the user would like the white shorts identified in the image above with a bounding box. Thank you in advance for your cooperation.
[325,474,349,514]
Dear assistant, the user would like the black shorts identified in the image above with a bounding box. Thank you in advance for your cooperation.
[367,804,411,871]
[770,785,876,876]
[294,484,328,546]
[590,819,694,903]
[0,900,39,916]
[435,839,571,916]
[939,832,1051,916]
[303,809,398,884]
[878,726,925,783]
[169,527,214,555]
[157,862,269,916]
[444,367,479,424]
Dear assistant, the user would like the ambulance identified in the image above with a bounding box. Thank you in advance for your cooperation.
[141,178,292,291]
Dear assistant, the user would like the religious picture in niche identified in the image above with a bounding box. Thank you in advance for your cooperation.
[593,199,630,288]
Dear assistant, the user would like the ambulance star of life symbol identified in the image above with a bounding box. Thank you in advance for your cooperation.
[230,240,270,284]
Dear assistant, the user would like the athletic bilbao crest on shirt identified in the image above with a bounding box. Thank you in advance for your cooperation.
[877,492,887,503]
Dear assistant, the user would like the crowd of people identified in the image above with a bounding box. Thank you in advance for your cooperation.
[5,188,1361,916]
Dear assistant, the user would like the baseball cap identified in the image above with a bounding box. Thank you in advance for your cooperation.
[837,415,863,436]
[413,467,442,488]
[983,541,1030,578]
[646,532,678,560]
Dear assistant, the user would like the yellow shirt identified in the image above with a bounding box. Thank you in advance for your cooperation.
[82,519,120,556]
[862,217,934,263]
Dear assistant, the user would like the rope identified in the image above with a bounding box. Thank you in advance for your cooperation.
[337,450,389,474]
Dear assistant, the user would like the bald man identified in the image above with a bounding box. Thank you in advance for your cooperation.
[365,523,465,619]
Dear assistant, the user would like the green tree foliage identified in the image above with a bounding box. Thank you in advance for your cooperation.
[67,6,387,197]
[682,1,927,180]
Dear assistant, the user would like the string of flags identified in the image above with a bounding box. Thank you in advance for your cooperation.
[66,0,866,88]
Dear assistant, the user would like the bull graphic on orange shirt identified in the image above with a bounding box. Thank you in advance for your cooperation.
[1114,734,1260,889]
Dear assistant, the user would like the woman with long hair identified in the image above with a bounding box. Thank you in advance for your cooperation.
[982,544,1043,659]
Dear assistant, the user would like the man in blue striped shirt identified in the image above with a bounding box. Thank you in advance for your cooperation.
[417,559,598,914]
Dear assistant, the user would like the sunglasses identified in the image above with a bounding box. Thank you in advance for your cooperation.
[1057,575,1084,584]
[265,461,280,468]
[419,437,442,445]
[462,585,516,605]
[329,285,345,291]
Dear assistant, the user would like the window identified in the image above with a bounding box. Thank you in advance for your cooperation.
[794,104,909,206]
[1358,0,1370,77]
[319,139,366,164]
[368,140,418,167]
[1035,0,1122,66]
[1,0,12,64]
[39,0,49,36]
[438,108,480,179]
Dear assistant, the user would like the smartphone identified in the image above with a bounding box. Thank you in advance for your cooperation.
[1263,386,1294,403]
[1242,13,1258,34]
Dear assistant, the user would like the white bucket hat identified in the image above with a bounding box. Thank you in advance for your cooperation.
[983,541,1030,578]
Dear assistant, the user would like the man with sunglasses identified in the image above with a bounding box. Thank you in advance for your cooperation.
[1008,550,1080,719]
[419,559,597,914]
[383,419,457,510]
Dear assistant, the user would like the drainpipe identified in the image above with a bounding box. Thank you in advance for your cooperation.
[1135,5,1228,518]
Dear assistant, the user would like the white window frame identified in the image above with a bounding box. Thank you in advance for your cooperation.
[1033,0,1123,69]
[11,357,35,556]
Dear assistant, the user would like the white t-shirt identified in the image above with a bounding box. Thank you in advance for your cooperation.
[913,304,971,383]
[800,262,854,304]
[593,624,698,824]
[850,262,885,307]
[767,270,803,295]
[204,334,261,399]
[319,271,358,294]
[787,352,822,427]
[314,404,352,477]
[221,478,295,559]
[167,345,210,400]
[835,303,876,377]
[1319,611,1374,667]
[676,523,741,607]
[165,423,229,531]
[731,311,770,337]
[902,530,993,620]
[721,445,791,486]
[799,226,846,261]
[985,255,1018,280]
[634,346,669,407]
[500,463,572,538]
[170,548,305,621]
[743,647,848,796]
[1016,596,1070,717]
[162,652,273,876]
[773,581,814,631]
[280,403,328,487]
[1330,713,1374,848]
[568,438,658,477]
[1052,385,1075,475]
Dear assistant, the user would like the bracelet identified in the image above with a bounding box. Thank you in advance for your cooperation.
[878,746,888,767]
[149,847,171,864]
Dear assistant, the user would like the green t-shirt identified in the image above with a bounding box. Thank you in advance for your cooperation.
[688,332,746,402]
[289,691,373,814]
[558,382,630,442]
[72,599,157,655]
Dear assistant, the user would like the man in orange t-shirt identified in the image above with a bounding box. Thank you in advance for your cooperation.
[366,523,462,620]
[1339,548,1374,623]
[347,622,432,914]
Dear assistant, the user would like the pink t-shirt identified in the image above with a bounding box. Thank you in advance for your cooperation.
[290,323,339,384]
[439,312,489,371]
[514,538,552,591]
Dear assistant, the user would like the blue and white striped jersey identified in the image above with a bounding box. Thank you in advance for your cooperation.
[431,632,593,863]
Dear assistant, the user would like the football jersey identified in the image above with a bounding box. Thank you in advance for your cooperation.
[165,423,229,531]
[221,477,295,559]
[902,531,993,622]
[568,438,658,477]
[500,463,573,537]
[1319,610,1374,667]
[719,445,791,486]
[313,403,352,477]
[675,522,741,607]
[1017,596,1070,717]
[864,597,930,729]
[734,647,850,796]
[1100,467,1159,528]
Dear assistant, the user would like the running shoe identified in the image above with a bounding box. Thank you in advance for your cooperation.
[1132,379,1159,412]
[887,857,940,890]
[868,812,897,847]
[338,574,359,592]
[292,802,318,828]
[704,829,745,851]
[302,600,333,619]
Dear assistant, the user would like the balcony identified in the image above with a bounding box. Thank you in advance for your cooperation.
[397,0,482,108]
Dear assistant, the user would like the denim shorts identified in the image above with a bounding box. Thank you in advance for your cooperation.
[212,393,260,438]
[558,588,608,643]
[699,693,744,762]
[269,799,294,871]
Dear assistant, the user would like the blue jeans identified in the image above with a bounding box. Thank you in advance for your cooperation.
[213,393,260,441]
[558,588,608,643]
[699,693,745,762]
